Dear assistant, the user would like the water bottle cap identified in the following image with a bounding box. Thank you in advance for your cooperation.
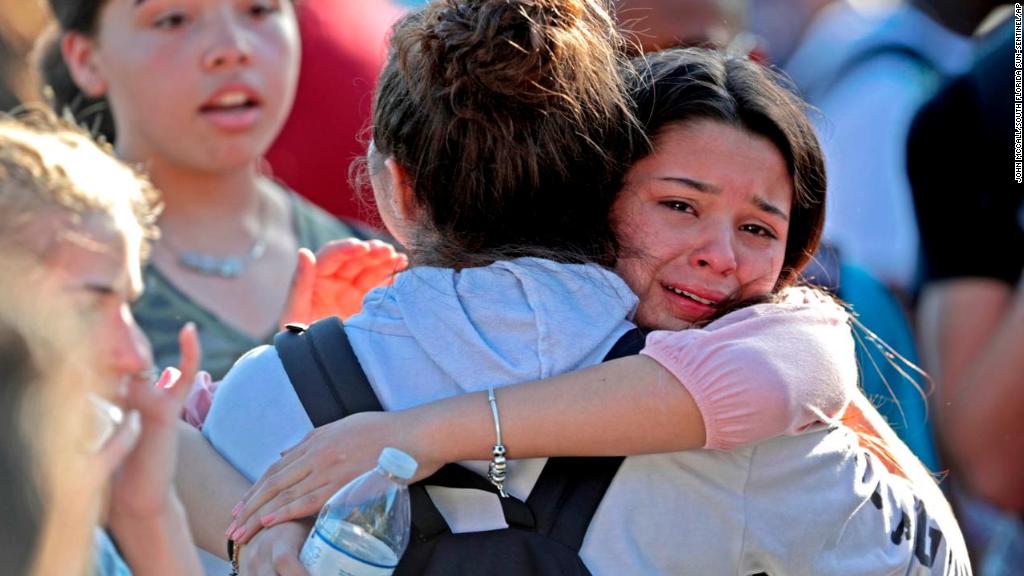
[379,447,418,480]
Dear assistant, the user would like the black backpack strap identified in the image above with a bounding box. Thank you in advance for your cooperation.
[274,317,381,427]
[528,328,646,552]
[275,319,535,537]
[409,464,537,541]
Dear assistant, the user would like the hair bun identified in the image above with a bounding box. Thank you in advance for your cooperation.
[403,0,620,119]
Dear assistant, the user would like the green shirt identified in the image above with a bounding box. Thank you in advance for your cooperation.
[133,193,359,380]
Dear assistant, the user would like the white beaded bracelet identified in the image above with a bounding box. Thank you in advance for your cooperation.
[486,386,509,498]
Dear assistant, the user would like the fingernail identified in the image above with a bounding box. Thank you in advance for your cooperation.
[260,514,275,526]
[159,367,182,390]
[225,521,237,538]
[232,502,242,517]
[231,526,245,542]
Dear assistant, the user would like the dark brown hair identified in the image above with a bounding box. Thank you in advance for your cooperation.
[37,1,116,141]
[369,0,637,268]
[625,48,827,289]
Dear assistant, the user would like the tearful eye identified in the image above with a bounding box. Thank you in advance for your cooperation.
[660,200,695,214]
[740,224,776,239]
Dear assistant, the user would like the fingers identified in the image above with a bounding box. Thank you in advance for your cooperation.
[237,476,327,544]
[318,240,402,280]
[258,485,336,530]
[280,248,318,328]
[176,322,202,392]
[234,457,312,530]
[237,437,309,510]
[97,410,141,474]
[314,239,372,276]
[353,260,406,292]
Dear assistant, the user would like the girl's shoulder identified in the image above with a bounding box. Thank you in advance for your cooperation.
[705,285,849,332]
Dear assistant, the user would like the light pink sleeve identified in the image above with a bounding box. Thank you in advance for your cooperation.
[639,287,857,451]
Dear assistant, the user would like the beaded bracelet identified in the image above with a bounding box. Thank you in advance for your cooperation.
[486,386,509,498]
[228,538,242,575]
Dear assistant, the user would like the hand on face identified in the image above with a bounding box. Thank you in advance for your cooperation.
[280,239,407,328]
[107,323,201,522]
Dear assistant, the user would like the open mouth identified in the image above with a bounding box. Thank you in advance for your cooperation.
[200,91,261,114]
[663,284,719,307]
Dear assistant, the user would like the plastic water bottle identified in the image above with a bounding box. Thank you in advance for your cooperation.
[300,448,417,576]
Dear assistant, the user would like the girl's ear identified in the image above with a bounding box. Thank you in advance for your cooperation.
[384,157,419,223]
[61,32,108,98]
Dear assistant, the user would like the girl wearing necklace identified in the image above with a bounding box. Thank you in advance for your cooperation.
[40,0,404,379]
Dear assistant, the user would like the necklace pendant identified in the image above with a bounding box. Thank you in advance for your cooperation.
[179,251,245,278]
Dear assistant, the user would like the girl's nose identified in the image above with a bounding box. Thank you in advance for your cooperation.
[689,227,737,276]
[202,15,253,71]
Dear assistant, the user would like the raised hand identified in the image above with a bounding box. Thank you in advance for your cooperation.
[280,239,407,328]
[107,323,200,521]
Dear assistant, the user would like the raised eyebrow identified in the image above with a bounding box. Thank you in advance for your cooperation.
[659,177,720,194]
[751,196,789,222]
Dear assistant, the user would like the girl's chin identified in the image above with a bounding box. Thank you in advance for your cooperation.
[634,308,697,332]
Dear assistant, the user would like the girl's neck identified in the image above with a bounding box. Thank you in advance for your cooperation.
[145,160,266,222]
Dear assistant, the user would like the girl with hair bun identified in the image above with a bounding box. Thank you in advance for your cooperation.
[183,2,967,574]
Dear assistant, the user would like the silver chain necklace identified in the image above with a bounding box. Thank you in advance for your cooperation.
[162,194,269,279]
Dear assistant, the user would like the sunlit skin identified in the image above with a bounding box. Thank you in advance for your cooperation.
[33,212,152,391]
[75,0,301,173]
[19,207,204,575]
[613,119,792,331]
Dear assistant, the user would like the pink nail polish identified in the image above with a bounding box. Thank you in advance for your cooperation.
[157,368,173,389]
[260,513,275,526]
[225,521,237,538]
[231,526,246,542]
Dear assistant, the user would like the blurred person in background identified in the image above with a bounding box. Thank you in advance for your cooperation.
[0,109,202,575]
[613,0,738,52]
[25,0,403,225]
[39,0,403,384]
[909,17,1024,575]
[0,0,51,110]
[748,0,1002,296]
[742,0,1004,473]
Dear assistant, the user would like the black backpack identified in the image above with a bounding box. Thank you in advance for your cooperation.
[274,317,645,575]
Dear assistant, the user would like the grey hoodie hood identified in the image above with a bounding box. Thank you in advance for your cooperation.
[346,258,638,411]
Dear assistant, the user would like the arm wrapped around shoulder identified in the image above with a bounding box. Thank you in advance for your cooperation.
[640,286,857,450]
